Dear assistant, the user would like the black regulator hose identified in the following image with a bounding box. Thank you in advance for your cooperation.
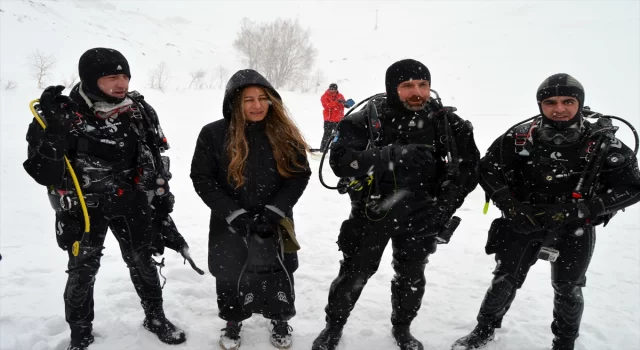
[318,93,385,190]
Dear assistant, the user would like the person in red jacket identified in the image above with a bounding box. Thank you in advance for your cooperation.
[319,83,346,150]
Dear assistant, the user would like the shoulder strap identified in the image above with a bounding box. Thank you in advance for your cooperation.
[343,98,384,146]
[127,91,170,152]
[573,118,620,199]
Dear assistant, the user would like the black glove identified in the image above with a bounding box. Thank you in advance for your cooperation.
[387,144,435,167]
[39,85,78,134]
[438,181,462,214]
[337,99,345,103]
[55,211,82,251]
[255,208,284,238]
[435,216,461,244]
[153,192,175,216]
[156,214,186,252]
[228,212,256,237]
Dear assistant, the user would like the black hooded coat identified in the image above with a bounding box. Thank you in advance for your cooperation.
[190,69,311,279]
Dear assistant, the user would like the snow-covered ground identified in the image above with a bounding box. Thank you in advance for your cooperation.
[1,1,639,350]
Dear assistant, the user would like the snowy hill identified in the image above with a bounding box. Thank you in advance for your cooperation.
[1,1,640,350]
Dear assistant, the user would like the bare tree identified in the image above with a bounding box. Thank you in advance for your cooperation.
[147,70,156,90]
[189,69,206,89]
[233,18,261,70]
[148,62,169,92]
[207,74,216,90]
[216,65,229,88]
[312,68,324,93]
[27,49,56,88]
[289,71,313,92]
[4,80,17,90]
[233,18,316,88]
[61,72,78,89]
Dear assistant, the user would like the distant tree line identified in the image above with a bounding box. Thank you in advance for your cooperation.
[17,22,325,94]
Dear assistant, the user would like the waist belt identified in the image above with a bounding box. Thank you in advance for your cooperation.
[66,168,135,194]
[526,192,569,205]
[244,264,285,274]
[377,182,438,197]
[48,192,106,212]
[400,190,437,201]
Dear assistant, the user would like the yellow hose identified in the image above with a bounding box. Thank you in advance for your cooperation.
[29,100,89,256]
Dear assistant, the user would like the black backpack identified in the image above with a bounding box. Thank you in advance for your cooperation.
[237,228,295,320]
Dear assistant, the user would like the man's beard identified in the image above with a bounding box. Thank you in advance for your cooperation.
[402,98,428,111]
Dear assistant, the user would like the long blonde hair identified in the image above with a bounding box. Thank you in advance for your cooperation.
[226,87,309,188]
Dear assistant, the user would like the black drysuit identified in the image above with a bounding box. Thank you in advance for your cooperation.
[190,70,311,322]
[478,119,640,342]
[23,85,176,335]
[324,99,480,327]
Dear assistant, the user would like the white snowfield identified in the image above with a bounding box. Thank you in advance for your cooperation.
[1,1,639,350]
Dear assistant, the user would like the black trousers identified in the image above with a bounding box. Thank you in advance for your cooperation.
[323,212,438,327]
[477,221,596,341]
[320,121,339,150]
[61,191,162,332]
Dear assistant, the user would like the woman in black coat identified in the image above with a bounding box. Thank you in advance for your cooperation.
[190,69,311,350]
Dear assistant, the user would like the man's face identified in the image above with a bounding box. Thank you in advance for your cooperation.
[397,79,430,111]
[242,86,270,122]
[540,96,580,121]
[97,74,130,99]
[328,87,338,95]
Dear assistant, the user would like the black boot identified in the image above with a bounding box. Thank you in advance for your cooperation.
[392,326,423,350]
[219,321,242,350]
[552,337,575,350]
[451,324,495,350]
[66,324,94,350]
[65,335,94,350]
[312,324,344,350]
[270,320,293,349]
[141,300,186,345]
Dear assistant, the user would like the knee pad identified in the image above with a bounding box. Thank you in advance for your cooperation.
[552,281,583,300]
[391,261,427,283]
[551,281,584,335]
[64,273,95,310]
[489,274,518,293]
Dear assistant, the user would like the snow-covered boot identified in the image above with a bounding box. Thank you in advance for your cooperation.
[219,321,242,350]
[392,325,424,350]
[65,335,94,350]
[141,300,186,344]
[311,324,343,350]
[270,320,293,349]
[552,337,575,350]
[451,324,495,350]
[66,325,94,350]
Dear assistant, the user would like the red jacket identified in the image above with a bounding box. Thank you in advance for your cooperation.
[321,90,345,122]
